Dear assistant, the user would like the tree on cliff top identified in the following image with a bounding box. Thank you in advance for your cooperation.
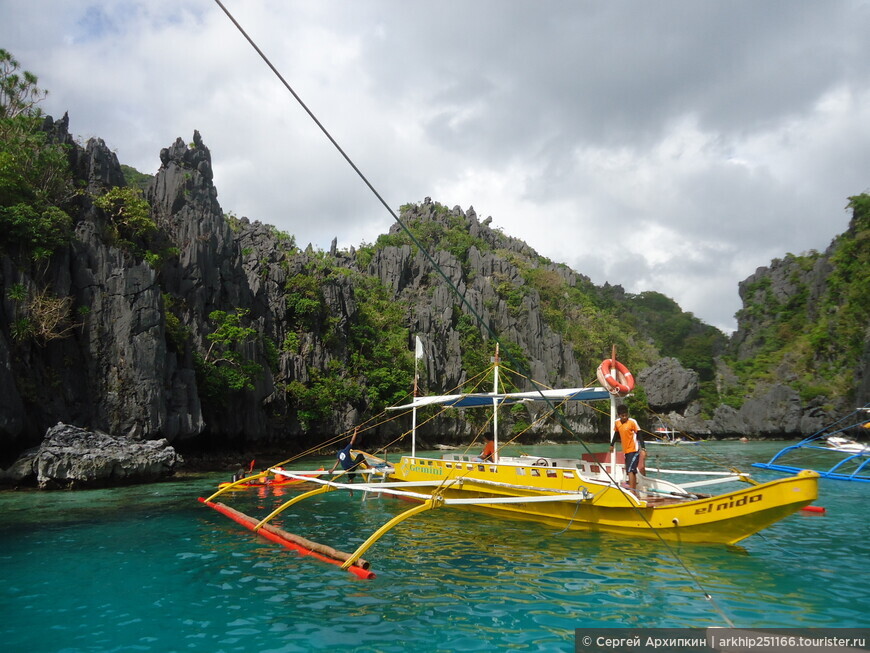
[0,48,48,121]
[0,49,73,261]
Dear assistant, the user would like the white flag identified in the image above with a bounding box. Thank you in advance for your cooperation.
[415,335,424,360]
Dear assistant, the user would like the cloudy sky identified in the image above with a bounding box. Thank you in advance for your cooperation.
[2,1,869,332]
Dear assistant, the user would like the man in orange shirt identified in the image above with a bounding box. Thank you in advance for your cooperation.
[474,436,495,462]
[609,404,646,492]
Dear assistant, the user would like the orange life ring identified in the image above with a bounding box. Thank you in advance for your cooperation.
[596,358,635,396]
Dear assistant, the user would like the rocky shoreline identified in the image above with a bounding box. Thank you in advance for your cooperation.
[0,350,841,490]
[0,418,795,491]
[0,422,183,489]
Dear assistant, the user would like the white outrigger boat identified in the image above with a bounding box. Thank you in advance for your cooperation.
[825,435,870,454]
[201,351,819,578]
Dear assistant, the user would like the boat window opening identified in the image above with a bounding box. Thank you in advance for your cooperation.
[489,466,497,473]
[445,463,452,469]
[477,464,485,472]
[547,470,557,478]
[563,472,575,479]
[531,469,540,477]
[466,464,473,470]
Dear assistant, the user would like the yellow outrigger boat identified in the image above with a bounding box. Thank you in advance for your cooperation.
[201,351,819,577]
[197,8,819,577]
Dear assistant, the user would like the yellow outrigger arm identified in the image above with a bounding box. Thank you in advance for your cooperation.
[340,498,440,570]
[254,484,335,530]
[337,489,614,570]
[251,468,384,530]
[203,471,271,503]
[215,469,629,575]
[249,468,416,531]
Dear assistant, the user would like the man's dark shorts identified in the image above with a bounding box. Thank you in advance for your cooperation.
[625,451,641,474]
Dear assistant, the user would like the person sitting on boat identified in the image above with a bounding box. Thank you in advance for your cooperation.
[269,466,286,484]
[232,459,256,483]
[609,404,646,493]
[473,436,495,463]
[330,427,368,488]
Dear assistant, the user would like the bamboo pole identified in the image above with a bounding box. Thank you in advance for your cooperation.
[201,499,372,571]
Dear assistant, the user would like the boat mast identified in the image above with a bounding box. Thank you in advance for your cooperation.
[492,343,500,461]
[412,335,423,457]
[609,345,618,480]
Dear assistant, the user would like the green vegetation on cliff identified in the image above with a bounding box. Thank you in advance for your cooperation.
[812,195,870,382]
[0,49,74,261]
[621,291,727,412]
[196,309,264,397]
[283,253,415,429]
[721,196,869,407]
[120,164,153,194]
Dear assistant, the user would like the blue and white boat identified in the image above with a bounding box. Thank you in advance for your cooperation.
[752,405,870,482]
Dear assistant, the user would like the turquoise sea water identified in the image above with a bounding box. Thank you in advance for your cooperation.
[1,441,868,653]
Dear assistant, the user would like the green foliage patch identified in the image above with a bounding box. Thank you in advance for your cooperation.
[120,164,153,194]
[282,255,414,429]
[0,50,75,261]
[196,309,264,398]
[718,196,869,406]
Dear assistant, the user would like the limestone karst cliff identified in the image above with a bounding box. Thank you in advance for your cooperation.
[1,117,867,470]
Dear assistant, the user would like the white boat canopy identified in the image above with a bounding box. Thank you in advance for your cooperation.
[387,386,612,410]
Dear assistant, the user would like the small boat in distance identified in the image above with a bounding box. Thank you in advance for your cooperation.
[646,419,704,445]
[825,435,870,454]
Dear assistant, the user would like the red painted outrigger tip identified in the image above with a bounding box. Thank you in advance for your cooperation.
[801,505,826,514]
[199,497,376,579]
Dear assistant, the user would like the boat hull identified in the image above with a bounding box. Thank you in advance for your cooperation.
[389,456,818,545]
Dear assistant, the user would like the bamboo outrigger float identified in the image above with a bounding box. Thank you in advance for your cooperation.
[199,349,819,578]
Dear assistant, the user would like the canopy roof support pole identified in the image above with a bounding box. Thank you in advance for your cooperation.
[411,405,417,458]
[492,343,500,461]
[340,499,437,570]
[412,335,423,457]
[609,393,618,481]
